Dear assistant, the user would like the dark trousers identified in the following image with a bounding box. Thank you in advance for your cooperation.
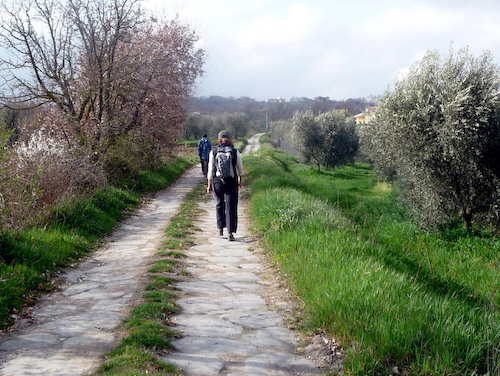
[200,159,208,176]
[213,177,238,233]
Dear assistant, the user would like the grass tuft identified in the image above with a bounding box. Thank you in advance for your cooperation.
[95,345,181,375]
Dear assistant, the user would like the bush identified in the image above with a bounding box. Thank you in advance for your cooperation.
[0,128,106,230]
[102,133,164,182]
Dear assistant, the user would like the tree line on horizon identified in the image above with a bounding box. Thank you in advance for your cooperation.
[184,95,373,140]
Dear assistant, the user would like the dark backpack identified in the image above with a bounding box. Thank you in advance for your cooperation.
[199,139,211,160]
[214,145,237,180]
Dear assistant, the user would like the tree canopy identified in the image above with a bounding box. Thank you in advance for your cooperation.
[0,0,204,155]
[292,109,359,171]
[362,47,500,230]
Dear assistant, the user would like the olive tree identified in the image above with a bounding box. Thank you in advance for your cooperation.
[218,112,249,139]
[318,109,359,169]
[292,109,359,171]
[292,110,324,170]
[270,119,293,143]
[362,47,500,229]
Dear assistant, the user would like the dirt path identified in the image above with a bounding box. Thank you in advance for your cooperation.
[242,133,265,155]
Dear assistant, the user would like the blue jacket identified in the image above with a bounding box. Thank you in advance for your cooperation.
[198,137,212,161]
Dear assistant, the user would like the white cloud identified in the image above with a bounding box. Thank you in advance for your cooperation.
[143,0,500,100]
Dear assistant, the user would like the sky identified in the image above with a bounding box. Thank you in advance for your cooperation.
[143,0,500,101]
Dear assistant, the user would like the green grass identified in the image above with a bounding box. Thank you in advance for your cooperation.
[0,157,193,329]
[94,180,207,375]
[148,259,180,274]
[51,187,142,242]
[162,183,205,250]
[244,142,500,375]
[94,346,180,376]
[94,280,183,375]
[116,158,193,193]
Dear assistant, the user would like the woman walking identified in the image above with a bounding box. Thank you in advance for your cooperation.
[207,130,244,241]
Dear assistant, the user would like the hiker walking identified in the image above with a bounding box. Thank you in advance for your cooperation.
[198,133,212,177]
[207,130,244,241]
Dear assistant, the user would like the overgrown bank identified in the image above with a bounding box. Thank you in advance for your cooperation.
[0,157,194,330]
[244,141,500,375]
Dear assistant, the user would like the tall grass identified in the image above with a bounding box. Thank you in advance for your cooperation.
[0,157,193,329]
[244,143,500,375]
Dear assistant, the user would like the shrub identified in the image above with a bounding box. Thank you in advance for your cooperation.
[292,109,359,171]
[0,127,106,230]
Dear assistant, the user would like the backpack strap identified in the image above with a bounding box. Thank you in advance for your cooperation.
[210,146,217,179]
[232,147,238,177]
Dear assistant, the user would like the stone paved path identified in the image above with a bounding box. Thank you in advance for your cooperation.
[0,167,205,376]
[163,133,321,375]
[163,197,320,376]
[0,133,322,375]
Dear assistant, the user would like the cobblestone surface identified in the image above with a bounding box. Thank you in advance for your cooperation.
[0,167,204,376]
[163,197,320,376]
[0,133,322,375]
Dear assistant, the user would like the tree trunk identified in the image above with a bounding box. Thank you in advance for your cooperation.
[462,207,472,230]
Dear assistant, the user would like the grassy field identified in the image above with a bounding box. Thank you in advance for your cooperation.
[0,156,194,330]
[244,141,500,375]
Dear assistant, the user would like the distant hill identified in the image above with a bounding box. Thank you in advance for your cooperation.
[188,95,376,121]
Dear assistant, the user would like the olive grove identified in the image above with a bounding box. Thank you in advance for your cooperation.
[362,48,500,230]
[183,112,250,140]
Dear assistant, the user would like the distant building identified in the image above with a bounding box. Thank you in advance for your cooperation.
[354,106,377,125]
[268,97,285,104]
[313,96,330,102]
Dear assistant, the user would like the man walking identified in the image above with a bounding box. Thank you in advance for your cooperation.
[198,133,212,177]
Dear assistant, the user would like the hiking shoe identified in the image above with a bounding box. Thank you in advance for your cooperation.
[219,229,223,236]
[228,233,235,241]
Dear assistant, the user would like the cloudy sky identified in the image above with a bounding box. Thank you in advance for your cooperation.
[143,0,500,101]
